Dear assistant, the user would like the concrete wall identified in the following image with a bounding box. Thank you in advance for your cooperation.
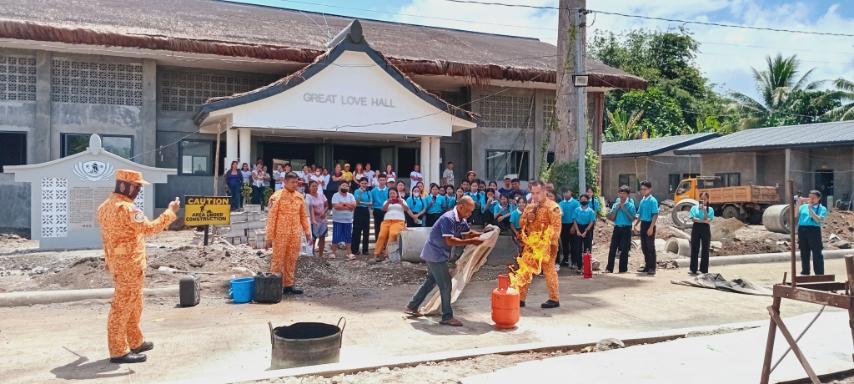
[469,86,537,180]
[699,152,757,185]
[756,149,786,200]
[808,147,853,202]
[602,153,700,202]
[0,173,30,233]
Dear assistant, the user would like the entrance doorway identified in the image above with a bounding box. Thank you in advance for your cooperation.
[261,142,315,171]
[814,170,834,206]
[333,145,382,171]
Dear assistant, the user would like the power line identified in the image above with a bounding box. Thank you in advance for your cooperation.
[442,0,854,37]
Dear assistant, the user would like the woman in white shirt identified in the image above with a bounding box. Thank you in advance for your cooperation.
[384,163,397,181]
[373,188,412,262]
[273,164,286,191]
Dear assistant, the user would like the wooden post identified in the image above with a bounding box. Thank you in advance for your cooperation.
[213,122,222,195]
[846,256,854,362]
[789,180,797,287]
[203,225,210,246]
[760,297,781,384]
[553,0,584,164]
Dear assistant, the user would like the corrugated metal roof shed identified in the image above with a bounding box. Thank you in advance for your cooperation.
[676,121,854,154]
[602,133,718,158]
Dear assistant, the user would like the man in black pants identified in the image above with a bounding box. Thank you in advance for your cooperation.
[351,177,372,255]
[371,174,389,245]
[689,192,714,274]
[606,185,636,273]
[634,181,659,275]
[795,190,828,275]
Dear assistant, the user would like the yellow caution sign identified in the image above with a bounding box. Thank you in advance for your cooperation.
[183,195,231,226]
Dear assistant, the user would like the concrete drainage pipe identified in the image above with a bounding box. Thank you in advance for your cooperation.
[762,204,791,234]
[671,199,699,229]
[665,238,691,257]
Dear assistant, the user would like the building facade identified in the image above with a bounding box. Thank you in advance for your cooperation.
[0,0,644,231]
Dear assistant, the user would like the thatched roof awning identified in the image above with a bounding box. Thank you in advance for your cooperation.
[0,0,646,89]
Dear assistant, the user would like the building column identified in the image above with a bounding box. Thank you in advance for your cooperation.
[140,59,157,166]
[420,136,431,185]
[33,51,52,163]
[226,126,238,172]
[238,127,251,166]
[430,136,441,186]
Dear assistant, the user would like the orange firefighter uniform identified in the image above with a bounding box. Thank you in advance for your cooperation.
[97,170,176,358]
[519,199,562,302]
[266,188,311,287]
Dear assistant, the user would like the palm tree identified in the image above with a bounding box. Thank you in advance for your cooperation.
[605,108,645,141]
[731,54,820,128]
[825,78,854,121]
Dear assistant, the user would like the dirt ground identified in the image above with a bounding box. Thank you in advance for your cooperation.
[0,230,510,295]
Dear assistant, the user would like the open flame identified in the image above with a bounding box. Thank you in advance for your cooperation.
[509,227,553,290]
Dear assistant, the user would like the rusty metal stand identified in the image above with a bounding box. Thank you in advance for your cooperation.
[759,180,854,384]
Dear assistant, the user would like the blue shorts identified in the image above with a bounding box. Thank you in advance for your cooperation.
[332,222,353,244]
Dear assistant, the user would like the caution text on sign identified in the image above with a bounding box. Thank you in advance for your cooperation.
[184,195,231,226]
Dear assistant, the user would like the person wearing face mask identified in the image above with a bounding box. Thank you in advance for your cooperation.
[606,185,636,274]
[689,191,714,275]
[573,194,596,266]
[795,190,828,275]
[331,182,357,260]
[97,170,180,364]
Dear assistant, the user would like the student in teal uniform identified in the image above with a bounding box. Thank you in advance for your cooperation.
[370,173,390,243]
[635,181,659,275]
[465,181,486,225]
[425,183,446,226]
[558,188,580,268]
[795,190,828,275]
[573,194,596,262]
[689,191,714,274]
[509,196,526,249]
[606,185,636,273]
[492,193,513,231]
[406,185,427,227]
[351,177,373,256]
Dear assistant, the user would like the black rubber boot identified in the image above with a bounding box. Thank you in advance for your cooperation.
[131,341,153,354]
[519,300,525,307]
[283,286,304,295]
[540,300,560,309]
[110,352,147,364]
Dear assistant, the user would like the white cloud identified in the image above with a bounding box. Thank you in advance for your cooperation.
[393,0,854,98]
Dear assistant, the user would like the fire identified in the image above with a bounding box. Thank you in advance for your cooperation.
[509,227,554,290]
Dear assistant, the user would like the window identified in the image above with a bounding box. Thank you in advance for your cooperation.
[0,132,26,169]
[618,174,637,190]
[486,150,529,180]
[51,58,143,106]
[476,95,533,129]
[180,140,214,176]
[61,133,133,159]
[0,55,36,101]
[159,70,277,112]
[668,174,681,193]
[715,172,741,187]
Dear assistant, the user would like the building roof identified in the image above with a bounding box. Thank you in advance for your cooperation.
[675,121,854,154]
[195,20,476,125]
[602,133,719,158]
[0,0,646,89]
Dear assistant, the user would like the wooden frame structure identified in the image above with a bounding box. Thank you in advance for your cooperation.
[759,180,854,384]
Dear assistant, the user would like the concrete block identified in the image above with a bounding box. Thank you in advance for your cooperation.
[230,212,248,224]
[244,204,261,213]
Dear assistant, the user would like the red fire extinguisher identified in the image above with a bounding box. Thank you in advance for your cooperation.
[582,251,592,279]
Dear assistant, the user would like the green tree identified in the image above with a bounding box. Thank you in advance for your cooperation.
[731,54,821,128]
[826,78,854,121]
[604,108,644,141]
[615,87,685,136]
[590,28,736,138]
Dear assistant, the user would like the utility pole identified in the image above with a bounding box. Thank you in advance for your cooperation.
[554,0,587,192]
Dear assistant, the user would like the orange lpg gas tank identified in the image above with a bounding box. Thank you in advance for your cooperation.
[491,274,520,329]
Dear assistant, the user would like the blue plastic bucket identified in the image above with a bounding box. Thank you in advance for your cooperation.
[230,277,255,304]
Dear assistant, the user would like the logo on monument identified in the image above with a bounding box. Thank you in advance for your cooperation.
[73,160,115,181]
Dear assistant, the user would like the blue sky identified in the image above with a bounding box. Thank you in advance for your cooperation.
[232,0,854,99]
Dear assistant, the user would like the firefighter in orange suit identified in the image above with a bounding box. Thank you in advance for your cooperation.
[266,171,312,294]
[97,169,180,364]
[519,181,563,309]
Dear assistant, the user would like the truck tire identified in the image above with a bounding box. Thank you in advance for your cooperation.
[721,205,740,220]
[671,199,698,229]
[763,204,791,234]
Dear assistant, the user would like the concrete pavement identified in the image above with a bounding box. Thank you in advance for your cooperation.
[0,259,849,383]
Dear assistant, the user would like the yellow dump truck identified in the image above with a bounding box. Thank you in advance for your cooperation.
[673,176,780,223]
